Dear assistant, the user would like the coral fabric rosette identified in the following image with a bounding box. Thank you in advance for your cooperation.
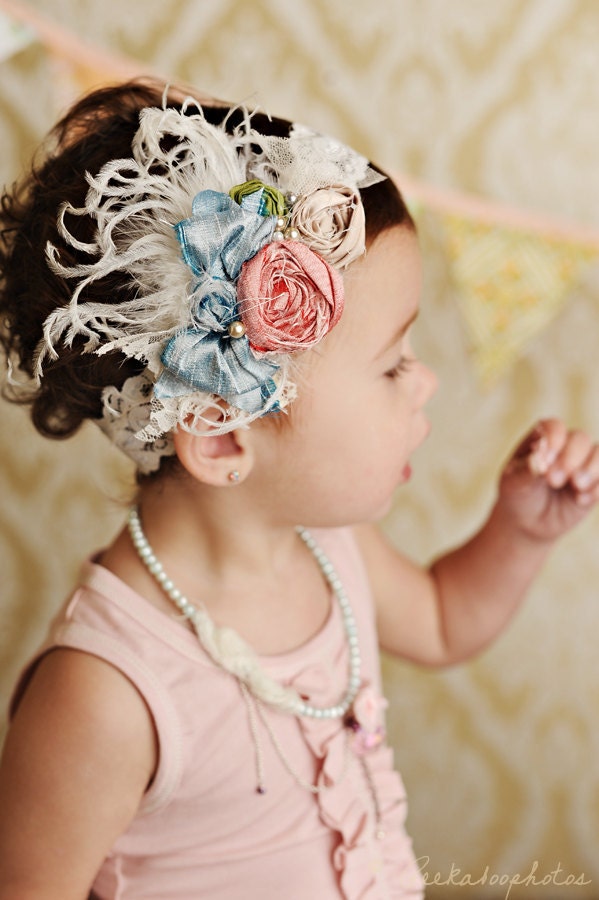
[237,239,344,352]
[290,185,365,269]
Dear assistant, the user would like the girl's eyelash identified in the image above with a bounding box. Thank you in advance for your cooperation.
[385,357,413,379]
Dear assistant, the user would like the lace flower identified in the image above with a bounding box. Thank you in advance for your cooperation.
[99,372,175,473]
[290,185,365,269]
[237,240,344,352]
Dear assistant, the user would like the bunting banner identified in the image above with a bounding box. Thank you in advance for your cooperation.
[0,0,145,82]
[0,9,34,62]
[2,0,599,390]
[439,214,599,386]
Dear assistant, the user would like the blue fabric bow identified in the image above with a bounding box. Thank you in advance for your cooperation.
[155,289,279,413]
[155,197,280,413]
[174,189,275,282]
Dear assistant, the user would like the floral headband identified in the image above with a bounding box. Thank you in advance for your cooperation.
[36,98,385,473]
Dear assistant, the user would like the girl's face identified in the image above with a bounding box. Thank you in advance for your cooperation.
[253,226,437,528]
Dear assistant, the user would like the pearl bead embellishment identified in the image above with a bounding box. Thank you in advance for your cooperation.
[228,320,246,339]
[271,194,301,244]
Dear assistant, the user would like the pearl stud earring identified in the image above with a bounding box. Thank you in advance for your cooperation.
[228,470,240,483]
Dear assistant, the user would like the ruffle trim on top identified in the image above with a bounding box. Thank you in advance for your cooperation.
[288,662,425,900]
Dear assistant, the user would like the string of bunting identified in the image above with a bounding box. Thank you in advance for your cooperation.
[399,175,599,386]
[2,0,598,388]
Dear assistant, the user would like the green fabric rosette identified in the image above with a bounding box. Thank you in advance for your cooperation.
[229,180,287,217]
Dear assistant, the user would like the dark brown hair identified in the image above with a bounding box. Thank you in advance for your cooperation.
[0,77,413,454]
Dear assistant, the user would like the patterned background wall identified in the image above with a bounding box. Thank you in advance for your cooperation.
[1,1,599,896]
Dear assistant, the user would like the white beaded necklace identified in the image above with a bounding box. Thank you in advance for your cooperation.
[127,507,362,720]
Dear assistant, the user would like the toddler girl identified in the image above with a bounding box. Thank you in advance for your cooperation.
[0,79,597,899]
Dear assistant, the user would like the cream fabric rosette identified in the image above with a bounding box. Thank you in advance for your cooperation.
[289,184,366,269]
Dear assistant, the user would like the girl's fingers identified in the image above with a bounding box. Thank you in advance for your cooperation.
[527,418,567,475]
[573,478,599,507]
[569,444,599,492]
[525,420,599,495]
[545,429,596,489]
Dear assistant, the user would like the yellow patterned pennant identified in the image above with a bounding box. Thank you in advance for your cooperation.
[441,213,598,386]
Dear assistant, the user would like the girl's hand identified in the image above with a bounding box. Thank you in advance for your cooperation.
[498,418,599,543]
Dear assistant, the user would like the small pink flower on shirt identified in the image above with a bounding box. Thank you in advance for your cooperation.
[346,686,388,756]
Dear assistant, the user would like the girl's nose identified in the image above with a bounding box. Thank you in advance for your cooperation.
[415,360,438,407]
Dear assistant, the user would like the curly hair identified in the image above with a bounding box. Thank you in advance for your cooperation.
[0,77,413,451]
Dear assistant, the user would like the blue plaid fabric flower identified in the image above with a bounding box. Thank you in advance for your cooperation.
[154,190,279,413]
[174,189,275,281]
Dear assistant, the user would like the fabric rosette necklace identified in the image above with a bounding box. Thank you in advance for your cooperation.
[128,507,364,794]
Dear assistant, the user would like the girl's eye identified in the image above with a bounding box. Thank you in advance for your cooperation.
[385,357,414,380]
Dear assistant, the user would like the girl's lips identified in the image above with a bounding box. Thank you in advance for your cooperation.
[401,463,412,482]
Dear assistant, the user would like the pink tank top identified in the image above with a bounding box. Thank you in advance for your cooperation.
[13,528,424,899]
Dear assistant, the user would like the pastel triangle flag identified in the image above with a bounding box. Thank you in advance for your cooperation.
[0,10,35,62]
[441,213,598,386]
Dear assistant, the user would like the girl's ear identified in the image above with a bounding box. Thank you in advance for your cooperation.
[173,425,255,486]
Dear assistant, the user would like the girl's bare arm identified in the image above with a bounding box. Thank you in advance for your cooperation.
[0,649,157,899]
[358,419,599,666]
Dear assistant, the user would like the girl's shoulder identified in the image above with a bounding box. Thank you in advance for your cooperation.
[0,644,157,896]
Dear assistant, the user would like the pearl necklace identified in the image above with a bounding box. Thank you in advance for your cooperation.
[127,507,361,719]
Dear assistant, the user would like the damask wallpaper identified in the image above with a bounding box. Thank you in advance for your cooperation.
[1,1,599,895]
